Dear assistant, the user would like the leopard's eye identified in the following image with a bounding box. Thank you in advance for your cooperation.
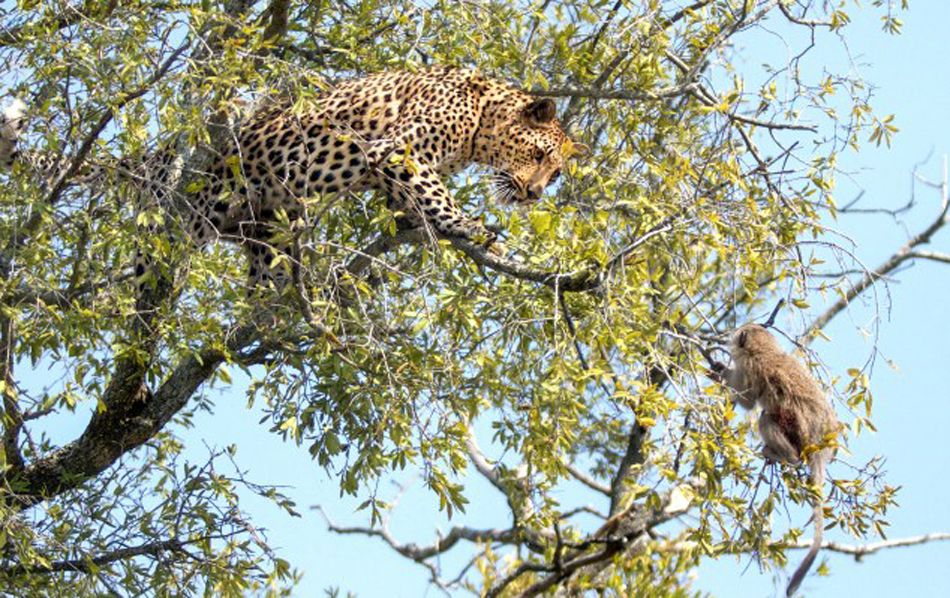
[534,148,545,163]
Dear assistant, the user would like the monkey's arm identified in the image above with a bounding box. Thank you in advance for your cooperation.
[710,363,758,411]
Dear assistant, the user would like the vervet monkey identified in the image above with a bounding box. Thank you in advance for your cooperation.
[713,323,839,597]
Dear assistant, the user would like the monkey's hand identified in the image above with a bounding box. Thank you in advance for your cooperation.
[706,360,727,383]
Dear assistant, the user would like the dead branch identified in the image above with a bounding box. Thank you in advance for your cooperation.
[318,507,530,562]
[812,532,950,560]
[667,532,950,561]
[560,459,610,496]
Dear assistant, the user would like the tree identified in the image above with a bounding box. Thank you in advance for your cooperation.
[0,0,946,596]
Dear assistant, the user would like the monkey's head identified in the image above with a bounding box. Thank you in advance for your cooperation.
[730,323,783,359]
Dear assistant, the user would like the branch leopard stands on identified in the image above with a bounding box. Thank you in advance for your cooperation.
[0,66,589,289]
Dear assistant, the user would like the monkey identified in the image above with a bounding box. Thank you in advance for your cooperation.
[713,322,839,597]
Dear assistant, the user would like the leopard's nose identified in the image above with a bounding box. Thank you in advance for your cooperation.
[526,183,544,201]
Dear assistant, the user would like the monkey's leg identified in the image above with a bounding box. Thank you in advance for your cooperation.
[758,413,802,465]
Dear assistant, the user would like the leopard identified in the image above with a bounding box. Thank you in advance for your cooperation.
[0,66,588,289]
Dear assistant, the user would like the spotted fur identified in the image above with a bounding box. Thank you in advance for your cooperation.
[1,66,587,288]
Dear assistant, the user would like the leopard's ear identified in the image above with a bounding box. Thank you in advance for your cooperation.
[521,98,557,127]
[737,329,748,349]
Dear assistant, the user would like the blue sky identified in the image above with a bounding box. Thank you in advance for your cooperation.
[15,2,950,597]
[176,5,950,597]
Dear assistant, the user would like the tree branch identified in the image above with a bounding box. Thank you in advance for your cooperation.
[463,428,508,494]
[0,538,184,576]
[0,41,189,281]
[0,4,89,47]
[906,250,950,265]
[560,459,610,496]
[778,2,834,28]
[0,313,23,470]
[261,0,290,43]
[806,162,950,339]
[608,423,647,517]
[4,276,132,309]
[667,532,950,560]
[532,82,698,103]
[810,532,950,559]
[340,214,672,296]
[485,483,696,598]
[318,506,530,562]
[463,428,552,551]
[9,323,260,509]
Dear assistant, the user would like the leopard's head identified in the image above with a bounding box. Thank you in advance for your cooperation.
[485,98,588,203]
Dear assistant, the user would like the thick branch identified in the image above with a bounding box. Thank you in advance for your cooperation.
[486,483,695,598]
[0,314,23,470]
[261,0,290,42]
[10,324,259,509]
[464,429,552,551]
[608,423,647,516]
[464,429,507,494]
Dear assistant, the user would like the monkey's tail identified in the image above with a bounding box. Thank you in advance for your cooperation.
[786,458,826,597]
